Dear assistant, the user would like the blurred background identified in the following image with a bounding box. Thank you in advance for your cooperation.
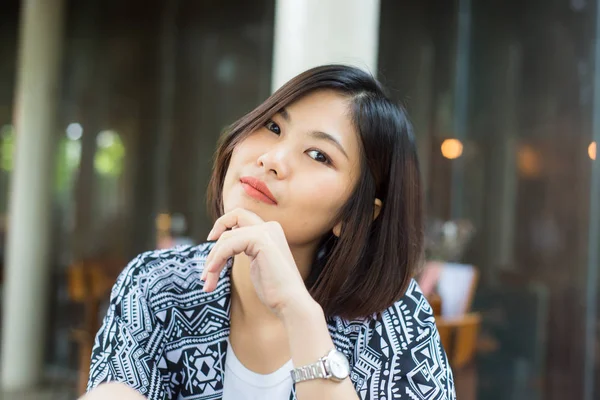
[0,0,598,399]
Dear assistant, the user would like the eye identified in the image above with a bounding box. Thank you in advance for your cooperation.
[307,149,331,164]
[264,119,281,135]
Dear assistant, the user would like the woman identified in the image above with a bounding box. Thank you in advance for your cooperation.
[83,65,455,400]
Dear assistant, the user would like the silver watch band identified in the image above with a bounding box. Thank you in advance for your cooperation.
[290,359,329,383]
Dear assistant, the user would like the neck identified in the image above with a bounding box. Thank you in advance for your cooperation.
[229,244,316,325]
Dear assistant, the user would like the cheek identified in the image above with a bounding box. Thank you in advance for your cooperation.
[286,177,352,240]
[301,176,354,214]
[223,140,255,188]
[228,134,263,166]
[235,132,270,157]
[228,144,246,167]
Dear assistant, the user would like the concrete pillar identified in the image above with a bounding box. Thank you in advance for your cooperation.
[1,0,65,390]
[271,0,381,91]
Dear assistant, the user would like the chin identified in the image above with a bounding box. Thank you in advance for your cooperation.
[223,197,270,218]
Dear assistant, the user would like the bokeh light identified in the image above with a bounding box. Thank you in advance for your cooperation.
[441,138,463,159]
[66,122,83,141]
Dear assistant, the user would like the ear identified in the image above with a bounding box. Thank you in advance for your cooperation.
[333,222,342,237]
[373,198,383,221]
[333,198,382,237]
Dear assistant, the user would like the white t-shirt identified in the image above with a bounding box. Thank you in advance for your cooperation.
[223,340,294,400]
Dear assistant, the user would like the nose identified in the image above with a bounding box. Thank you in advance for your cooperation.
[257,145,291,179]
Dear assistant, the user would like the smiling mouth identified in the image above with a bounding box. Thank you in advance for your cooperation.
[239,177,277,205]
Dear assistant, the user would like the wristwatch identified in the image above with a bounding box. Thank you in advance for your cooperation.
[290,348,350,383]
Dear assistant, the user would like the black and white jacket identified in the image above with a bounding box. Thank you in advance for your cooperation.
[88,243,456,399]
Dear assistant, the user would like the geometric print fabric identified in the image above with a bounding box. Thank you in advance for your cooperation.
[88,243,456,399]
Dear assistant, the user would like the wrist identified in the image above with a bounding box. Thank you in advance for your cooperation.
[282,294,336,376]
[279,291,323,328]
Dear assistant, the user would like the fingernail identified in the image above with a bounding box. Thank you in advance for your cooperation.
[207,229,214,240]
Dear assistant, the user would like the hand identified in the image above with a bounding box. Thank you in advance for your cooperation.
[202,208,313,318]
[80,383,147,400]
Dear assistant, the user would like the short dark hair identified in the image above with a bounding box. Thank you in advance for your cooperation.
[207,65,423,319]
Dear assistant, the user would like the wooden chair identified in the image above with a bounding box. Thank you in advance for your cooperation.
[437,313,480,400]
[67,258,124,396]
[419,262,481,400]
[436,313,481,369]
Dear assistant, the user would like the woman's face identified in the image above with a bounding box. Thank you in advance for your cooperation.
[221,90,361,248]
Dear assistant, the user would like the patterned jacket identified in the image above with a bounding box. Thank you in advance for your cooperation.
[87,243,456,399]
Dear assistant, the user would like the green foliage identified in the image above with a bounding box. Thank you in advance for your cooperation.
[94,130,125,177]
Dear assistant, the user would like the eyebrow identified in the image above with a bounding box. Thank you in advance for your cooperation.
[278,108,349,159]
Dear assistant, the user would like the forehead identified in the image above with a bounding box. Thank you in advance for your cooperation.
[283,90,360,153]
[285,90,352,123]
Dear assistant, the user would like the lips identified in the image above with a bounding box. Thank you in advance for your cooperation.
[240,176,277,205]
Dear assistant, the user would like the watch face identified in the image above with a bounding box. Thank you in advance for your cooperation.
[327,350,350,380]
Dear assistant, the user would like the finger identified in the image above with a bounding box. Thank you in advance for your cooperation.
[207,209,262,241]
[203,238,223,280]
[204,228,265,293]
[207,208,264,241]
[207,228,256,274]
[203,271,221,292]
[200,263,210,281]
[202,240,222,290]
[205,231,228,268]
[202,227,253,291]
[203,233,228,280]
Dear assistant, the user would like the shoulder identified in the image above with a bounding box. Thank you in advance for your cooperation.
[382,279,436,326]
[110,242,218,304]
[376,279,439,350]
[340,281,455,398]
[330,279,439,363]
[332,279,441,362]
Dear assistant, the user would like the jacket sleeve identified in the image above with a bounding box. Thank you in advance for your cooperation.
[87,255,172,400]
[351,283,456,399]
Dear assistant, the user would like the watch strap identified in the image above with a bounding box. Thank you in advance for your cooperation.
[290,358,329,383]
